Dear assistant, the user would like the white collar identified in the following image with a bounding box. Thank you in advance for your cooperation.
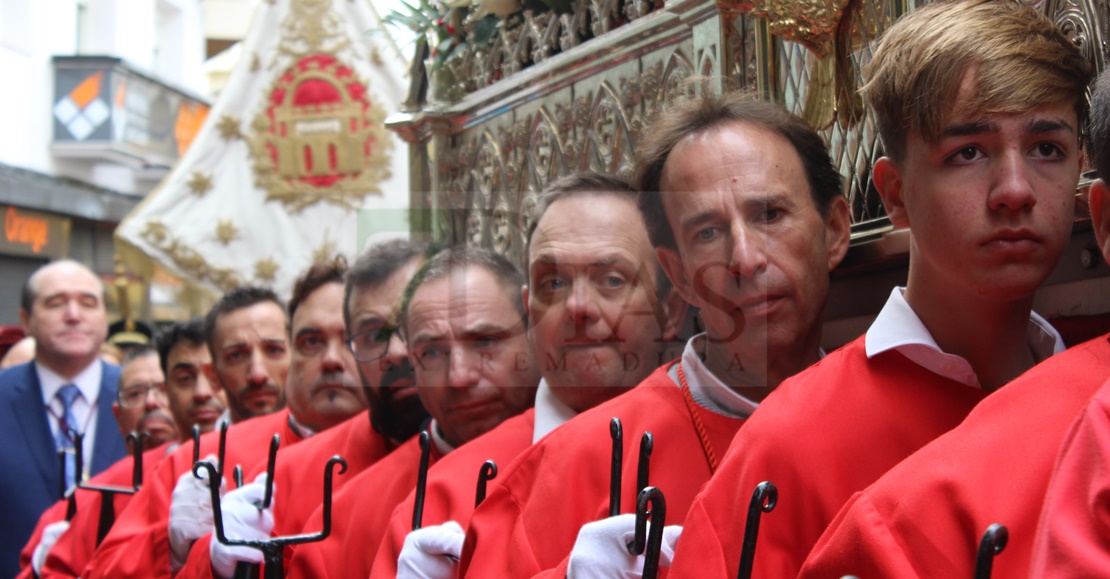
[37,359,103,407]
[216,408,233,427]
[865,287,1065,388]
[532,378,578,443]
[673,334,760,419]
[429,419,455,455]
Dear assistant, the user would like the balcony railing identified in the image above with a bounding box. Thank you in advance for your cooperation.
[51,56,211,171]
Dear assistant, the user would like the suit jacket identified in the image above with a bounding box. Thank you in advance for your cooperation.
[0,360,125,578]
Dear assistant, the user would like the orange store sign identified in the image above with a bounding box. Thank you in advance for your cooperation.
[0,206,69,258]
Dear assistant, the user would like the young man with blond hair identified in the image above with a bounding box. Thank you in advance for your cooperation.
[666,1,1091,577]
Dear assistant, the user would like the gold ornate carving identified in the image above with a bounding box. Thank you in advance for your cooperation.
[277,0,351,59]
[218,116,242,140]
[140,221,241,292]
[215,220,240,245]
[718,0,848,57]
[187,172,213,196]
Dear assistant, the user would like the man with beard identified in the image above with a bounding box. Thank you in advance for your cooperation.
[24,319,223,578]
[83,283,297,578]
[178,241,434,578]
[173,257,380,577]
[369,172,687,578]
[286,245,540,578]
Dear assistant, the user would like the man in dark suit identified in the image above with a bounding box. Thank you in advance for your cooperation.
[0,259,126,577]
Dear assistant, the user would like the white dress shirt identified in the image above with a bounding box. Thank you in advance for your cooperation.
[532,379,579,443]
[37,360,103,482]
[865,287,1065,388]
[669,334,761,420]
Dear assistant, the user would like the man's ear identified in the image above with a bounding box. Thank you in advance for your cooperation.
[873,157,909,229]
[1090,179,1110,263]
[18,309,29,332]
[202,363,224,395]
[658,288,690,343]
[823,196,852,271]
[656,247,696,308]
[521,284,530,318]
[111,402,121,426]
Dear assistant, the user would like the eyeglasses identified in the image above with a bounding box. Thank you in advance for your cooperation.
[117,382,168,408]
[346,325,399,362]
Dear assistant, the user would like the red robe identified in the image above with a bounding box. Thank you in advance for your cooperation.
[801,335,1110,577]
[34,444,175,579]
[667,337,987,579]
[368,409,536,578]
[284,427,445,578]
[17,501,65,578]
[82,410,303,579]
[458,362,744,578]
[1031,341,1110,577]
[176,412,394,577]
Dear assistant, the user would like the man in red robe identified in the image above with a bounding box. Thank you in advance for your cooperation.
[180,241,435,578]
[1028,68,1110,578]
[367,172,687,579]
[83,263,351,578]
[285,246,540,578]
[665,2,1090,577]
[457,92,853,577]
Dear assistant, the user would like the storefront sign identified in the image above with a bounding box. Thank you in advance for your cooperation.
[0,206,70,258]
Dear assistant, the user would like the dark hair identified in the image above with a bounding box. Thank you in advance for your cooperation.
[155,317,205,376]
[344,239,435,330]
[526,171,673,300]
[203,286,286,358]
[288,256,348,322]
[400,246,526,334]
[1091,69,1110,180]
[120,343,157,366]
[525,172,636,251]
[632,90,842,249]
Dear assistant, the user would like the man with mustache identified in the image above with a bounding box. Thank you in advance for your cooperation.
[25,319,223,578]
[0,260,126,577]
[110,346,175,448]
[179,241,434,578]
[666,1,1088,577]
[286,245,541,578]
[83,282,300,578]
[368,172,687,579]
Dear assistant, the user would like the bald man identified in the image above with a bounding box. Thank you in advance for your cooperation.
[0,260,126,576]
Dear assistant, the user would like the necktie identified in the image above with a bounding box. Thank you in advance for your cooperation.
[55,384,81,489]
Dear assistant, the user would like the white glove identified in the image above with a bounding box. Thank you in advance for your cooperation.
[566,515,682,579]
[210,473,275,579]
[397,520,465,579]
[31,519,70,575]
[169,454,223,572]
